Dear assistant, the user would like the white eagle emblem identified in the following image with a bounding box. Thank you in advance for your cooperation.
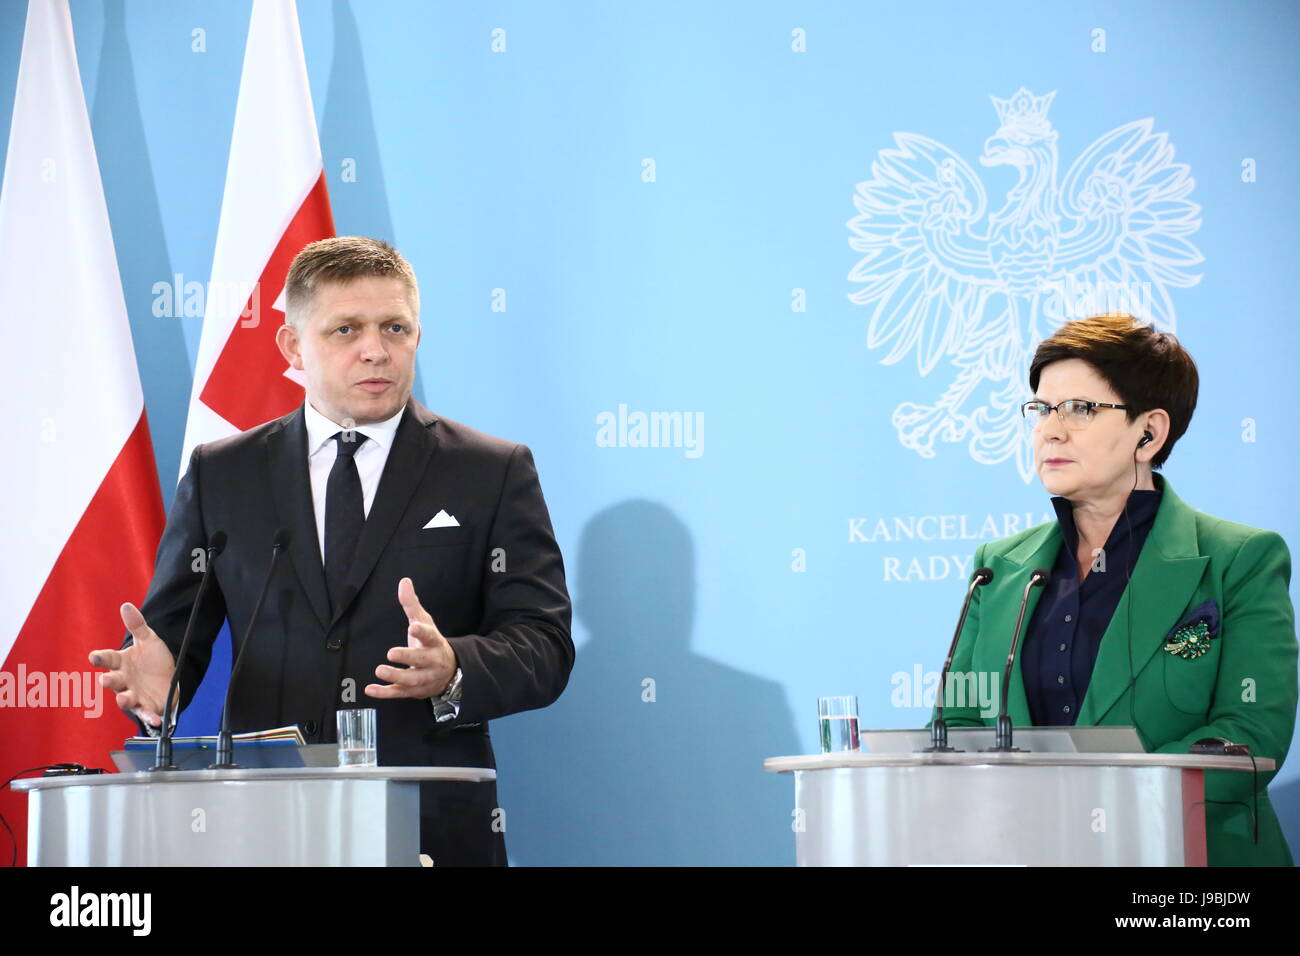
[846,89,1203,481]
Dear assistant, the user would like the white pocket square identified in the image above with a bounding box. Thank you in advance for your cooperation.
[423,509,460,529]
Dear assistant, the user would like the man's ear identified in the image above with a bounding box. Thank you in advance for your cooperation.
[275,322,304,371]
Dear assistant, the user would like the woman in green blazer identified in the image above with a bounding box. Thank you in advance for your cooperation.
[934,315,1297,866]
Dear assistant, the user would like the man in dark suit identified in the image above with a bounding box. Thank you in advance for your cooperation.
[90,237,573,866]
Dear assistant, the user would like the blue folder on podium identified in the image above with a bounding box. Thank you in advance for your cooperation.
[111,725,340,771]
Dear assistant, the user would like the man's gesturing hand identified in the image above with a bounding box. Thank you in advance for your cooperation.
[88,603,177,729]
[366,577,458,700]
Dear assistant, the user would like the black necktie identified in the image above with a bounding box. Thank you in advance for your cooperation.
[324,431,368,614]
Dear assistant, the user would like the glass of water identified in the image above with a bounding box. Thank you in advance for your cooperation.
[818,696,860,753]
[336,708,377,767]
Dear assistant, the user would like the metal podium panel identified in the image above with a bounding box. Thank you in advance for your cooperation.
[793,764,1189,866]
[27,778,418,866]
[766,752,1269,866]
[15,767,496,867]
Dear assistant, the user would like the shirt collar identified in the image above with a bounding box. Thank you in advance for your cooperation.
[1050,473,1164,552]
[303,399,406,458]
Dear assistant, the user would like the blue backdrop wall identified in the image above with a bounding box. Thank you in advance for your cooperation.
[3,0,1296,865]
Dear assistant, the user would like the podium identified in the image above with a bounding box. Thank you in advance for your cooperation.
[765,731,1270,866]
[12,766,496,866]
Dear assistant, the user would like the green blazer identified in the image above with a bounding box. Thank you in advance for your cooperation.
[931,474,1297,866]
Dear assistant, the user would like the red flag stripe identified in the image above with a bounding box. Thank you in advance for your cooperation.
[0,412,164,865]
[199,171,335,430]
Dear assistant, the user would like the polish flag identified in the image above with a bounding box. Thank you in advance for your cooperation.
[179,0,335,471]
[0,0,165,864]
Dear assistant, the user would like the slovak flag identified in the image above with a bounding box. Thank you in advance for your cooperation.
[179,0,335,470]
[0,0,165,864]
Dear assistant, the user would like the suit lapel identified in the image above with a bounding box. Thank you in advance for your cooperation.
[1075,477,1209,725]
[329,399,439,627]
[266,406,332,630]
[983,526,1060,727]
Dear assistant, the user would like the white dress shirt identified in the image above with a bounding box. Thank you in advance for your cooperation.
[303,400,405,562]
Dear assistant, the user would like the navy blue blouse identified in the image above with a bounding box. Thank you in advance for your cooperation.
[1021,485,1163,726]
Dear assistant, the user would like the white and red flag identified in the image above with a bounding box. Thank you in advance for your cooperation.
[180,0,335,469]
[0,0,165,863]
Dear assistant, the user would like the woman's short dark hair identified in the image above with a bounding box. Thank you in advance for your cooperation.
[1028,314,1198,469]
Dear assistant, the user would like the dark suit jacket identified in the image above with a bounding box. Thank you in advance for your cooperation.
[130,398,574,864]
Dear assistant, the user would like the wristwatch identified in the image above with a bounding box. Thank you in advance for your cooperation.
[431,667,463,724]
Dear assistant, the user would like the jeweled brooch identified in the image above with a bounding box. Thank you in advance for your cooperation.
[1164,619,1212,659]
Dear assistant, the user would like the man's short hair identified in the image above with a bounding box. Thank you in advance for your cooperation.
[284,236,419,326]
[1028,313,1199,469]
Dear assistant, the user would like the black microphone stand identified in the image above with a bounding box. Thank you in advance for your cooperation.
[924,567,993,752]
[151,531,226,772]
[210,530,288,769]
[982,569,1050,753]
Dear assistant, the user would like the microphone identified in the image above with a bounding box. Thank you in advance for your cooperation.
[151,531,227,772]
[924,566,994,753]
[211,529,289,769]
[982,568,1050,753]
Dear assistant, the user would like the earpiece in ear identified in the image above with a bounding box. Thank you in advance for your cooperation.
[1137,430,1153,448]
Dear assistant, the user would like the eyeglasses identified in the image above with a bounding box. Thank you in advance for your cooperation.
[1020,399,1130,429]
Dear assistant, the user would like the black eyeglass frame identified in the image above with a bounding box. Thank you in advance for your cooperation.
[1019,399,1131,425]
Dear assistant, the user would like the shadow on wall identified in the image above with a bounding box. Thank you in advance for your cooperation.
[322,0,395,248]
[492,499,802,866]
[95,0,188,504]
[320,0,429,406]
